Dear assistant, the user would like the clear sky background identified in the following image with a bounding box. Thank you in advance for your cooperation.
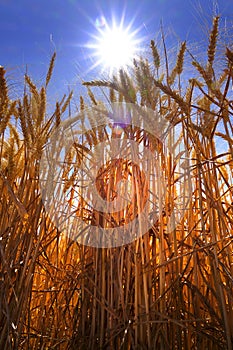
[1,0,233,101]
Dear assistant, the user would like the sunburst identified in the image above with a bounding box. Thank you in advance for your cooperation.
[86,14,144,75]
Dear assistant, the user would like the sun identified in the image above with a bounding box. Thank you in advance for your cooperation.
[87,16,143,74]
[96,22,137,70]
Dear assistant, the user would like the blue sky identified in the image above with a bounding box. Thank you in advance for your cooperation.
[1,0,233,100]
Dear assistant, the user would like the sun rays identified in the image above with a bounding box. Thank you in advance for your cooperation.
[85,13,144,75]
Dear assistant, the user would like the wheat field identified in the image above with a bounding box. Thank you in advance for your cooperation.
[0,16,233,349]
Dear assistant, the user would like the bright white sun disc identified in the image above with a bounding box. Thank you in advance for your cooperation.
[96,25,137,69]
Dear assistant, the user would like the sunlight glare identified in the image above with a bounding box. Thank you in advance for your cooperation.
[87,16,142,74]
[97,24,136,69]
